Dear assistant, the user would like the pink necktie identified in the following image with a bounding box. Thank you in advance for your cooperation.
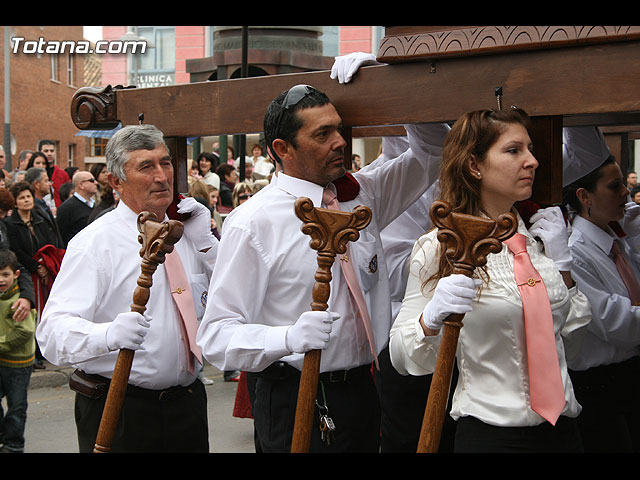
[504,233,565,425]
[322,188,378,369]
[611,241,640,306]
[164,248,203,375]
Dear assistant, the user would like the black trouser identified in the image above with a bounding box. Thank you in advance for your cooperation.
[373,345,457,453]
[74,375,209,453]
[570,356,640,453]
[248,362,380,453]
[454,415,583,453]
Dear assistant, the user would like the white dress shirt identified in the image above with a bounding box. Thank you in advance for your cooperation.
[196,124,444,374]
[361,126,450,320]
[567,215,640,371]
[389,214,592,427]
[36,201,217,390]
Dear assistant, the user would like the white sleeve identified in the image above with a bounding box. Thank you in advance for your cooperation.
[196,224,290,372]
[354,123,449,231]
[389,232,443,376]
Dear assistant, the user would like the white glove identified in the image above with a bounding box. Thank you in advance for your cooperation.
[422,274,479,331]
[330,52,382,84]
[285,311,340,354]
[528,206,572,271]
[177,197,215,252]
[622,201,640,238]
[105,312,150,351]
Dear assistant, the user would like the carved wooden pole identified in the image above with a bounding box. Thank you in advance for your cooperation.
[416,200,517,453]
[290,197,372,453]
[93,212,183,453]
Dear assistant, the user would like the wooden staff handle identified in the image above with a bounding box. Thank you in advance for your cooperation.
[290,197,372,453]
[416,201,517,453]
[93,212,183,453]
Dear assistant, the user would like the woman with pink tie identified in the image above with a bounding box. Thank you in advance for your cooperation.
[389,108,591,452]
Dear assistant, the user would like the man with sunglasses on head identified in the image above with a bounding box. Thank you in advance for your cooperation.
[55,170,99,246]
[197,84,446,452]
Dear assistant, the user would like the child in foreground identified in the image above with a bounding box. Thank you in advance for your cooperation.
[0,249,36,453]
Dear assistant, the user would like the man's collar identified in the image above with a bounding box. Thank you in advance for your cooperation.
[73,191,95,208]
[276,173,326,208]
[572,214,616,254]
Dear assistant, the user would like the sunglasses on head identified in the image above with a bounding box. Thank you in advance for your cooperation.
[271,85,317,161]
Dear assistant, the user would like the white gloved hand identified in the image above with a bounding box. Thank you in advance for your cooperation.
[422,274,479,332]
[105,312,150,351]
[528,206,572,271]
[177,196,215,252]
[285,311,340,354]
[622,201,640,238]
[330,52,382,84]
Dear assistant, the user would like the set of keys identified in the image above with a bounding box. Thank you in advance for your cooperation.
[316,400,336,447]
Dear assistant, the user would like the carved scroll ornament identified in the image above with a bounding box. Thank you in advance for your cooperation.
[93,212,183,453]
[70,84,133,130]
[290,197,372,453]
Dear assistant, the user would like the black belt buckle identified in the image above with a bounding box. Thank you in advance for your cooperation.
[326,370,348,383]
[158,386,191,402]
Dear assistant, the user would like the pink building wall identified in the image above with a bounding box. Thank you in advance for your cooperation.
[100,26,374,87]
[339,26,373,55]
[175,25,206,84]
[100,26,128,86]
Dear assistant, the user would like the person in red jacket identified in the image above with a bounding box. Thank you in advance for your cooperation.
[37,140,70,208]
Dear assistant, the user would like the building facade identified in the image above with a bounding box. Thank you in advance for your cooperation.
[95,26,386,167]
[0,26,88,171]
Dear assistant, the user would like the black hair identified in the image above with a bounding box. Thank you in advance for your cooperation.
[562,155,617,216]
[215,163,236,179]
[263,86,331,164]
[0,249,19,272]
[196,152,220,175]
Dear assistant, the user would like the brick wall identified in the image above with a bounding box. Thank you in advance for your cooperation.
[0,26,88,170]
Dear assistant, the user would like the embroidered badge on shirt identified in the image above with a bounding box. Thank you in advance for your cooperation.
[369,255,378,273]
[201,291,208,307]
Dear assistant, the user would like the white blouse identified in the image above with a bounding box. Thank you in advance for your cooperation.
[389,215,592,427]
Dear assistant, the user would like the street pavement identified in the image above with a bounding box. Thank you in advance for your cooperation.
[20,361,256,453]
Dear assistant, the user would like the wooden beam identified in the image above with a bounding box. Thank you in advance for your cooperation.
[164,136,188,194]
[92,40,640,137]
[529,116,563,205]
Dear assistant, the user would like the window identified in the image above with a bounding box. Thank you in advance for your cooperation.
[372,26,386,54]
[67,53,74,86]
[321,26,339,57]
[50,53,59,81]
[67,144,75,167]
[138,26,175,72]
[90,138,109,157]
